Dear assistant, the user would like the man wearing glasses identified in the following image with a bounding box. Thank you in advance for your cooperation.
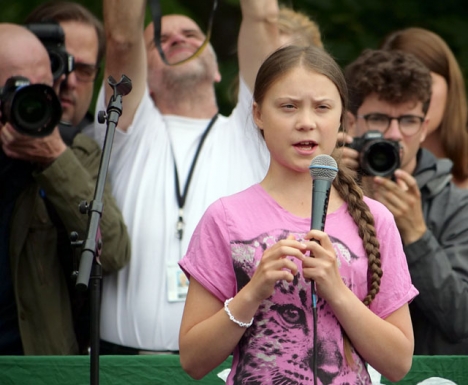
[341,49,468,355]
[25,1,104,141]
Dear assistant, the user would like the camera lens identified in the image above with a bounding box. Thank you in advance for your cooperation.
[361,140,400,177]
[15,90,50,126]
[9,84,62,137]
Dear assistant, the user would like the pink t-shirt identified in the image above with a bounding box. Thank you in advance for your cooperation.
[180,184,418,385]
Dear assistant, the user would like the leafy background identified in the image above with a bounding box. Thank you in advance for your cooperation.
[1,0,468,115]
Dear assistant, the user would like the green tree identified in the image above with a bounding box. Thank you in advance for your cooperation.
[2,0,468,115]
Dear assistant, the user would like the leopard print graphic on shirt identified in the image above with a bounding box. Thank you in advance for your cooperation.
[230,229,368,385]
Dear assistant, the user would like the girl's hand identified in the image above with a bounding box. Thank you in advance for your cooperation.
[247,234,307,302]
[302,230,346,303]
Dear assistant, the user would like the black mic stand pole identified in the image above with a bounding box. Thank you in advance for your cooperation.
[74,75,132,385]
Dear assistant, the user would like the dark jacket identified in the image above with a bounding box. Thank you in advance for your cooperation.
[405,148,468,354]
[9,133,130,354]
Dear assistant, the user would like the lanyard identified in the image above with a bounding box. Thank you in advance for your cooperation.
[174,113,218,240]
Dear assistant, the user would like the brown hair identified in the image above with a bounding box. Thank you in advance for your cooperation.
[332,153,383,365]
[255,45,383,365]
[25,1,105,65]
[345,49,432,116]
[381,27,468,181]
[254,45,346,121]
[278,6,323,48]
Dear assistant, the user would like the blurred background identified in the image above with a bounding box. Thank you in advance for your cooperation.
[1,0,468,115]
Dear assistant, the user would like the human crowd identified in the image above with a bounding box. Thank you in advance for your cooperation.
[1,1,468,384]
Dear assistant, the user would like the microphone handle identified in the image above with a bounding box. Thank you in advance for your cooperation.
[310,179,332,309]
[311,179,332,231]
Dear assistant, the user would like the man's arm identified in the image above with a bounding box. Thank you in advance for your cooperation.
[374,170,468,341]
[1,121,130,272]
[238,0,280,91]
[103,0,147,131]
[404,206,468,341]
[35,134,131,272]
[0,124,66,165]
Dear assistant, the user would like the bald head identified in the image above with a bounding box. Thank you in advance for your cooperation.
[0,23,53,86]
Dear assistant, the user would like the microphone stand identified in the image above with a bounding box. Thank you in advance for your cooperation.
[73,75,132,385]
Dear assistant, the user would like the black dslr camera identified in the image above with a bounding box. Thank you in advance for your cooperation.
[0,76,62,137]
[346,130,400,177]
[25,22,74,81]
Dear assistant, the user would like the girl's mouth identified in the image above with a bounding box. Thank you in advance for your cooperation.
[294,141,316,150]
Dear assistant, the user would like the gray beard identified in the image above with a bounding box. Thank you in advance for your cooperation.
[162,70,205,93]
[158,56,214,96]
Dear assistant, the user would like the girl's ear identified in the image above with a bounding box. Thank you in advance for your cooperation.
[252,102,264,130]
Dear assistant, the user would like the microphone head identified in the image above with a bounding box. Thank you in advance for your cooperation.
[309,154,338,181]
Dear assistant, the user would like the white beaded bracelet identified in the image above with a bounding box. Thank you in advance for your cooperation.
[224,298,254,328]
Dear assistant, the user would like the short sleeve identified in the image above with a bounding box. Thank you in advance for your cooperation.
[179,199,238,302]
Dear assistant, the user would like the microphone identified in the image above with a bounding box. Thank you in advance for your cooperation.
[308,155,338,385]
[309,154,339,232]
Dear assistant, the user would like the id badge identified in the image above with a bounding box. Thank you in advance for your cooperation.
[167,264,189,302]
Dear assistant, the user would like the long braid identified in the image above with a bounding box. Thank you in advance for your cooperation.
[331,153,383,366]
[332,164,383,304]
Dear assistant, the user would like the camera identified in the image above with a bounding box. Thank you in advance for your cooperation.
[25,22,74,81]
[0,76,62,137]
[346,130,400,177]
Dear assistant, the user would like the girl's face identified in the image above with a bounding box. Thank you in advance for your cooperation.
[426,71,448,134]
[253,66,342,174]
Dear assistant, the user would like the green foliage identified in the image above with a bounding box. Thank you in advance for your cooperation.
[1,0,468,116]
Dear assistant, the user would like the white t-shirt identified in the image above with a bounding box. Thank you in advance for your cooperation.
[89,78,269,350]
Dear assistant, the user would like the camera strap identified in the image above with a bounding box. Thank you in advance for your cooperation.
[147,0,218,66]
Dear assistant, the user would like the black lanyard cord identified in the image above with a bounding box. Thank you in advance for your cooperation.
[174,113,218,240]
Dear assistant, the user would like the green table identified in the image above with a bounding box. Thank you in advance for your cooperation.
[0,355,467,384]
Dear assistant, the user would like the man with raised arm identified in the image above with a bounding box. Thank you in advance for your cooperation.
[91,0,283,354]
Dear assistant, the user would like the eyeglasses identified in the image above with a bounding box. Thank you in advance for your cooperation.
[72,62,100,82]
[358,113,424,137]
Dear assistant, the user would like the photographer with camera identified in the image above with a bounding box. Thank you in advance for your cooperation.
[0,23,130,355]
[25,1,105,143]
[340,48,468,355]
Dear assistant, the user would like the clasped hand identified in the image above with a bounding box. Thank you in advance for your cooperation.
[248,232,346,304]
